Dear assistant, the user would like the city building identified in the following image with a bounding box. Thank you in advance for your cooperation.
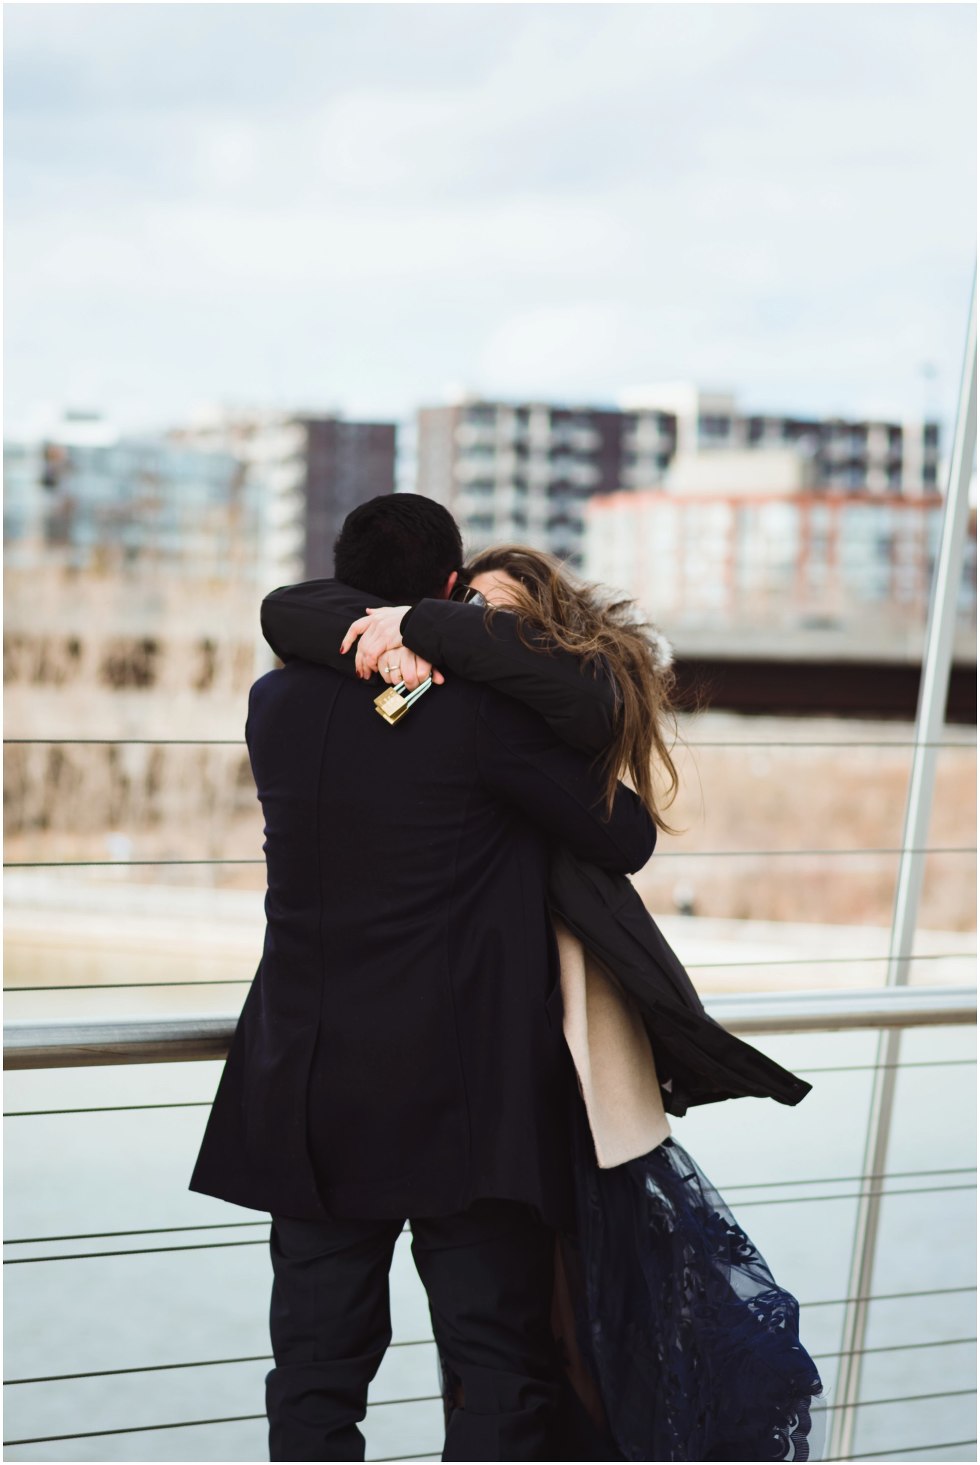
[3,412,255,578]
[417,388,942,568]
[170,409,397,583]
[416,400,631,566]
[585,487,976,643]
[621,383,941,495]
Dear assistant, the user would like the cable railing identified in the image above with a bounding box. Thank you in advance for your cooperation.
[4,871,976,1460]
[4,950,976,1002]
[5,954,976,998]
[3,1056,977,1120]
[5,1303,977,1387]
[4,1176,978,1262]
[5,729,974,883]
[2,984,975,1460]
[5,1166,973,1246]
[4,738,976,1461]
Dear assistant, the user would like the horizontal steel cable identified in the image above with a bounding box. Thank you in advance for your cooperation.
[726,1180,976,1209]
[6,1390,977,1449]
[5,1220,271,1244]
[372,1455,440,1462]
[3,1414,266,1446]
[5,1182,975,1264]
[7,1332,976,1390]
[7,949,976,995]
[5,1217,415,1262]
[5,859,262,868]
[5,738,975,749]
[6,1168,975,1248]
[5,983,270,996]
[5,1239,270,1264]
[684,951,977,968]
[830,1441,977,1462]
[372,1454,441,1462]
[820,1387,977,1411]
[797,1058,977,1074]
[812,1335,976,1363]
[709,1165,976,1192]
[4,1337,436,1386]
[5,846,977,869]
[801,1284,976,1308]
[3,1392,445,1447]
[4,1101,219,1116]
[4,739,248,746]
[4,1218,408,1245]
[5,980,243,992]
[5,1059,976,1117]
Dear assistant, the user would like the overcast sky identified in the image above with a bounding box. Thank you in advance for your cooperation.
[4,3,976,440]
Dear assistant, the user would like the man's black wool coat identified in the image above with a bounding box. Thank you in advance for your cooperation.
[188,660,655,1227]
[258,578,814,1119]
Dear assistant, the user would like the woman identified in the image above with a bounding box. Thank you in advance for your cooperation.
[260,548,828,1462]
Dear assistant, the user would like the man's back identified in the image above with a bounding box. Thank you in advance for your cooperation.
[190,657,654,1228]
[187,495,657,1463]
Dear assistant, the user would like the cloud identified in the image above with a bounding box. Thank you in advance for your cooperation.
[479,303,632,397]
[3,4,975,435]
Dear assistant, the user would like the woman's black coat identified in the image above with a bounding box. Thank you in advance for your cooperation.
[261,580,812,1117]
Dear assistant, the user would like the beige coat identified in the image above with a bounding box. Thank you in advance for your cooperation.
[553,916,672,1168]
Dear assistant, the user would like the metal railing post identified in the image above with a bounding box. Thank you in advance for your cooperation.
[830,267,978,1463]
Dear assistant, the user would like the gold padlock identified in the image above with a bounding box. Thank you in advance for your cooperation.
[373,677,433,725]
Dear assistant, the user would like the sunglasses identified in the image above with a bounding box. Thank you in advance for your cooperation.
[450,583,488,608]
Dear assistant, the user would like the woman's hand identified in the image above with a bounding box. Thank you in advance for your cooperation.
[339,605,445,690]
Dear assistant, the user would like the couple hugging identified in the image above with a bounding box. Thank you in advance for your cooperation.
[190,492,825,1463]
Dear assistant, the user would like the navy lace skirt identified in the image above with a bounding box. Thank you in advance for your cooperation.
[439,1088,828,1461]
[557,1086,828,1461]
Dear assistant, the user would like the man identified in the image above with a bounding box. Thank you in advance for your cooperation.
[189,494,656,1461]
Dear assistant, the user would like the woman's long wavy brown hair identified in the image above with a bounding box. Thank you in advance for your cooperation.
[465,545,686,835]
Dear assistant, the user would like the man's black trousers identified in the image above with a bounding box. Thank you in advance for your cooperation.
[266,1196,561,1462]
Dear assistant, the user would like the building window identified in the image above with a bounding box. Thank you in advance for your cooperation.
[698,414,731,439]
[465,406,497,427]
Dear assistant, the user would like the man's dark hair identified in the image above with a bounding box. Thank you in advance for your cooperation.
[334,494,464,604]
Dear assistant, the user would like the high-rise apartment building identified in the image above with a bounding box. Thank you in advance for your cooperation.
[622,383,941,494]
[301,416,398,576]
[418,388,942,568]
[172,409,397,583]
[416,401,637,566]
